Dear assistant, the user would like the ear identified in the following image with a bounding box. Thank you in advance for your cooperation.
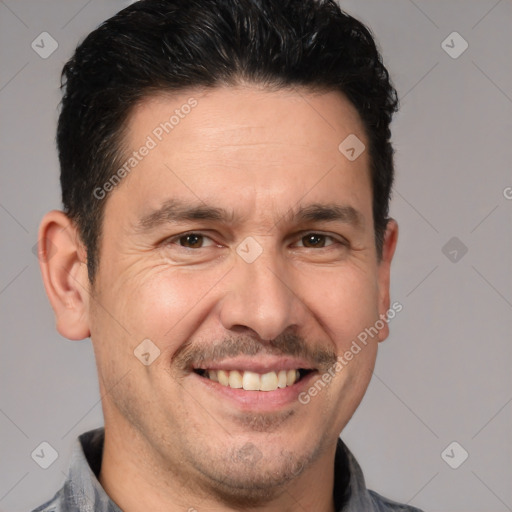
[376,219,399,342]
[37,210,91,340]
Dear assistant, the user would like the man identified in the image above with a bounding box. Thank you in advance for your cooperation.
[34,0,422,510]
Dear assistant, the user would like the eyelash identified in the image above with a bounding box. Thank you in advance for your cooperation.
[166,231,347,250]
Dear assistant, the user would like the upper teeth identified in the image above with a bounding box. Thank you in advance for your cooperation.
[206,369,300,391]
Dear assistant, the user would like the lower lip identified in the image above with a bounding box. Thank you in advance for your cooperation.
[192,372,319,412]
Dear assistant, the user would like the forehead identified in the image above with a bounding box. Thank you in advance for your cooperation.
[105,86,372,229]
[128,86,366,156]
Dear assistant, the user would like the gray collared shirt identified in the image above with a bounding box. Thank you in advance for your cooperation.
[31,428,424,512]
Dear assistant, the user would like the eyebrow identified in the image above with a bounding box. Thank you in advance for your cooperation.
[135,198,363,233]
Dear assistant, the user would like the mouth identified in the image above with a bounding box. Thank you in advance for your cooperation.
[185,355,321,412]
[193,368,314,392]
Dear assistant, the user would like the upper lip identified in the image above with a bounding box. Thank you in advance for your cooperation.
[192,356,316,373]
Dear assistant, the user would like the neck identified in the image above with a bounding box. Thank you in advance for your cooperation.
[99,421,338,512]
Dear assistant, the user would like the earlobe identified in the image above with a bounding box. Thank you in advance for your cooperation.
[37,210,91,340]
[376,219,399,342]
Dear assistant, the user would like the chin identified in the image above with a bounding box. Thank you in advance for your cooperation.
[188,442,318,507]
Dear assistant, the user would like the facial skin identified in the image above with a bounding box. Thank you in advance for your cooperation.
[39,86,398,512]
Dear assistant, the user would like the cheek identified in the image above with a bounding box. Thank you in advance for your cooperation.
[300,265,380,349]
[100,265,223,352]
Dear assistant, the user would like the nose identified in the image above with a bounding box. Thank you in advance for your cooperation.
[218,242,306,341]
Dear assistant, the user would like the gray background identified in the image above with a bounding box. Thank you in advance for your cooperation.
[1,1,511,511]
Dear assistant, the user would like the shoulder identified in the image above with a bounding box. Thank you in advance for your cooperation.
[368,489,425,512]
[337,439,425,512]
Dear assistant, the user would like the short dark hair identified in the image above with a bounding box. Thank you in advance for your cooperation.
[58,0,399,281]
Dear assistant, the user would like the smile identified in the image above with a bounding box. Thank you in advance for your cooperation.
[194,368,313,391]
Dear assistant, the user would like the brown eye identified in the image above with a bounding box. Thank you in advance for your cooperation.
[300,233,333,248]
[177,233,206,248]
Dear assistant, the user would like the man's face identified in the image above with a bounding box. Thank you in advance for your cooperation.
[87,87,394,498]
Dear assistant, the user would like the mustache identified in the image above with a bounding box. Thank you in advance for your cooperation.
[173,331,338,371]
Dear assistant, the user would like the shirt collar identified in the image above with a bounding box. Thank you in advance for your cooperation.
[337,439,381,511]
[62,429,121,512]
